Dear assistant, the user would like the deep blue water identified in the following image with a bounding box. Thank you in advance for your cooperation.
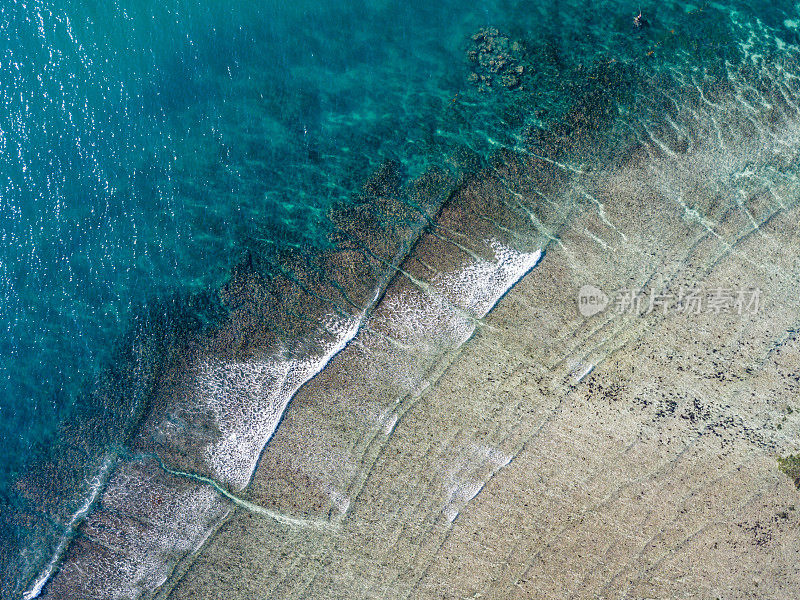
[2,0,800,597]
[0,0,468,494]
[0,0,603,501]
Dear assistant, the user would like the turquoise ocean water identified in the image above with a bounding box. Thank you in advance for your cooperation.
[1,0,799,597]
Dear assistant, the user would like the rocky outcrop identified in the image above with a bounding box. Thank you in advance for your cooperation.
[467,28,526,92]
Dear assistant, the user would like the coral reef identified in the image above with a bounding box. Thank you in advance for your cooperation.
[467,28,526,92]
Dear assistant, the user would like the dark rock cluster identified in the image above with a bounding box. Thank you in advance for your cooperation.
[467,28,526,92]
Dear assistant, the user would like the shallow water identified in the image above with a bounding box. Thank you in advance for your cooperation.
[2,0,800,598]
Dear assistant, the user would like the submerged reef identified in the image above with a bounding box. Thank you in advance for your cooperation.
[467,28,527,92]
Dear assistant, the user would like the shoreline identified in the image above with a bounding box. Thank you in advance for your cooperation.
[156,50,800,598]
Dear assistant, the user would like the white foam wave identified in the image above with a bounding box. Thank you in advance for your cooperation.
[197,312,363,490]
[22,454,116,600]
[431,240,542,318]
